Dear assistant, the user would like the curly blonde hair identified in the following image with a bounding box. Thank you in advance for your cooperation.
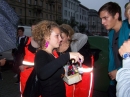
[60,24,74,40]
[32,20,59,49]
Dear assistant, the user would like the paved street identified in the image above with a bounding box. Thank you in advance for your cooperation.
[0,69,20,97]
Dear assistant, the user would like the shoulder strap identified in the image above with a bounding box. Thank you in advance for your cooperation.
[53,50,59,58]
[24,36,29,46]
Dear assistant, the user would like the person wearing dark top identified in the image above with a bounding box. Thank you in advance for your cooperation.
[0,58,6,80]
[33,20,84,97]
[112,32,122,69]
[57,24,94,97]
[12,27,28,84]
[98,2,130,97]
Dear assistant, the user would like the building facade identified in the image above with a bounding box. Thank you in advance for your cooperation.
[6,0,62,26]
[6,0,107,35]
[62,0,89,32]
[78,4,89,32]
[62,0,80,22]
[88,9,107,35]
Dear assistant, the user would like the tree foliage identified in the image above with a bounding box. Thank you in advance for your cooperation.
[78,24,86,32]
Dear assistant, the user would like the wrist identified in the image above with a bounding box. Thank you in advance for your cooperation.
[122,52,130,59]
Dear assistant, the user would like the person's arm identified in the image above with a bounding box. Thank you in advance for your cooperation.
[116,58,130,97]
[71,33,88,52]
[0,59,6,66]
[116,40,130,97]
[35,50,70,80]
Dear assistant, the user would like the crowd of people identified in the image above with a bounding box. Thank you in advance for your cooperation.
[1,1,130,97]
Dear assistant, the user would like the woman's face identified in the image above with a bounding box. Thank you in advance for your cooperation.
[48,27,62,48]
[60,32,70,45]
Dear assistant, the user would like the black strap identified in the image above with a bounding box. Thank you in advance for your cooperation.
[24,36,29,47]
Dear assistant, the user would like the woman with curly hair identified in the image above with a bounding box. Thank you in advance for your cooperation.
[32,20,84,97]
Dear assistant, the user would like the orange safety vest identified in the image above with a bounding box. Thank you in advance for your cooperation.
[20,37,35,96]
[53,50,94,97]
[22,37,35,66]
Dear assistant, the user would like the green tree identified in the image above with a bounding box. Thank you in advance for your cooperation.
[78,24,86,33]
[68,17,78,28]
[55,19,68,25]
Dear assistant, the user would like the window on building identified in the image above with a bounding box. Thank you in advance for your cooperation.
[68,1,70,8]
[50,5,52,11]
[29,19,31,25]
[40,1,43,6]
[33,12,36,17]
[64,10,67,17]
[71,2,73,9]
[92,17,94,21]
[41,13,43,18]
[59,16,61,19]
[76,14,78,19]
[53,5,55,11]
[28,0,31,4]
[77,5,78,11]
[50,15,52,20]
[29,10,31,16]
[46,14,48,19]
[68,11,70,17]
[53,16,55,20]
[19,8,22,15]
[58,6,61,12]
[46,3,48,9]
[93,22,94,25]
[74,3,75,10]
[34,0,37,5]
[65,1,67,7]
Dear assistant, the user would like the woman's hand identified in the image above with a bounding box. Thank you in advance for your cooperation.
[69,52,84,63]
[0,58,6,66]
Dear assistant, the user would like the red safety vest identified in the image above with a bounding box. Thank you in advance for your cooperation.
[22,37,35,66]
[53,50,94,97]
[20,37,35,95]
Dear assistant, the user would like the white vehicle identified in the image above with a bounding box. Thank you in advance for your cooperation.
[0,26,31,60]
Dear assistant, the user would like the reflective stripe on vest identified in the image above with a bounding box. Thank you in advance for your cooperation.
[22,61,34,66]
[22,37,35,66]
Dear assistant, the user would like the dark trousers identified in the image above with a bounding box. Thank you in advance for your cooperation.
[16,73,20,82]
[0,72,2,80]
[0,67,2,80]
[108,85,116,97]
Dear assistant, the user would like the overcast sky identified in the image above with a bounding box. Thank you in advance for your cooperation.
[80,0,129,20]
